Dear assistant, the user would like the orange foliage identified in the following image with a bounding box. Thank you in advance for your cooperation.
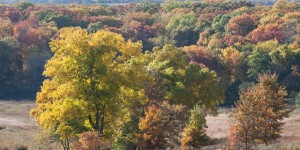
[229,73,290,148]
[184,45,214,69]
[226,14,258,36]
[222,34,246,47]
[73,132,109,150]
[13,19,54,50]
[138,103,168,149]
[248,23,285,43]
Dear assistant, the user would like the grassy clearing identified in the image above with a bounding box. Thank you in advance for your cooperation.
[0,100,300,149]
[203,108,300,149]
[0,100,59,150]
[0,100,37,149]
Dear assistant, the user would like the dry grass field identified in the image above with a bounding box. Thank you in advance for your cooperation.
[0,100,60,150]
[0,100,300,150]
[0,100,38,149]
[203,108,300,150]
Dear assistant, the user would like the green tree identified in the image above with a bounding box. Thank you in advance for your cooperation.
[36,10,73,28]
[133,1,161,14]
[295,92,300,107]
[14,1,34,11]
[162,0,191,12]
[211,14,231,34]
[120,44,224,149]
[247,40,278,79]
[181,104,209,150]
[87,21,103,33]
[166,12,198,47]
[0,37,22,97]
[147,45,224,111]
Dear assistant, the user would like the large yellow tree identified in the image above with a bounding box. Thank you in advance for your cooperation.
[31,27,143,149]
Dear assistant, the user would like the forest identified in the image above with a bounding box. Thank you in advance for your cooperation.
[1,0,300,5]
[0,0,300,149]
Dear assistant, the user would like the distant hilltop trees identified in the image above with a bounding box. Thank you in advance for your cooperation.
[0,0,300,5]
[2,0,164,4]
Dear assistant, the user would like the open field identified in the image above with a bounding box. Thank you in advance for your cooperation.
[203,108,300,149]
[0,100,37,149]
[0,100,60,150]
[0,100,300,149]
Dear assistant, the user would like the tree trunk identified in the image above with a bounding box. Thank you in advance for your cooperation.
[95,104,100,131]
[99,105,106,134]
[61,139,70,150]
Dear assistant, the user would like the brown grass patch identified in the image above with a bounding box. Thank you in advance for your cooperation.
[203,107,300,149]
[0,100,59,149]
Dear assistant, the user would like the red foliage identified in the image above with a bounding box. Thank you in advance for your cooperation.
[247,23,285,43]
[51,6,80,22]
[126,12,154,26]
[121,21,164,42]
[13,19,52,50]
[226,14,258,36]
[141,24,164,39]
[0,6,21,22]
[222,34,247,47]
[88,16,99,23]
[184,45,214,69]
[14,19,38,48]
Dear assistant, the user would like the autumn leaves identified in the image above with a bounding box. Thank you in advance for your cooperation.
[31,27,224,149]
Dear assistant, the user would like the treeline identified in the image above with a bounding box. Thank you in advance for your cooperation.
[1,0,300,103]
[1,0,300,5]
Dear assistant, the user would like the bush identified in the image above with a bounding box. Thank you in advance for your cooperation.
[295,92,300,107]
[72,132,109,150]
[16,145,28,150]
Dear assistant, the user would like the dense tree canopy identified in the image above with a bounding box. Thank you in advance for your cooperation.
[0,0,299,149]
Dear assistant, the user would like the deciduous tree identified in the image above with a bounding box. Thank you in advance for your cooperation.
[0,18,14,39]
[166,12,198,47]
[229,73,290,149]
[248,23,285,43]
[138,102,187,149]
[181,104,209,150]
[31,27,143,149]
[226,13,258,36]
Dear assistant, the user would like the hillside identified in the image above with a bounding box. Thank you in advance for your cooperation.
[0,0,300,149]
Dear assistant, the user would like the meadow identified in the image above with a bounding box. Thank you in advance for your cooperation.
[1,100,300,149]
[0,101,58,150]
